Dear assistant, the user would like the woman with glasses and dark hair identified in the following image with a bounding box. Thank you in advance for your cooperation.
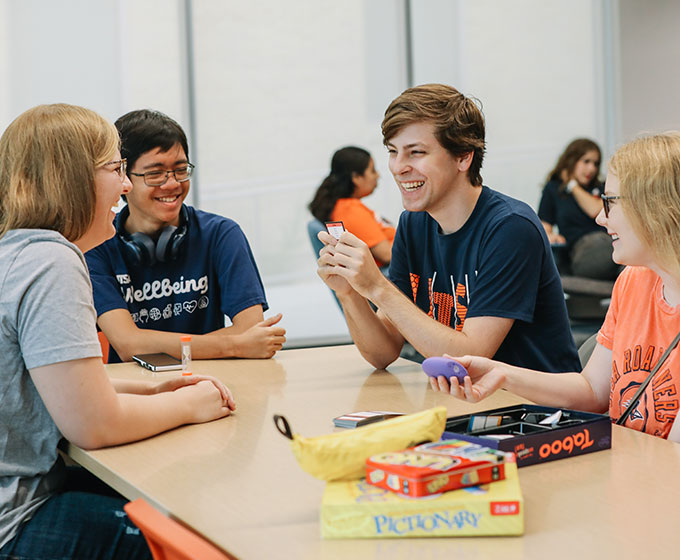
[85,109,286,363]
[0,104,235,558]
[431,132,680,442]
[538,138,619,280]
[309,146,395,266]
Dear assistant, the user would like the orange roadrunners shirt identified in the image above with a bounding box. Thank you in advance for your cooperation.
[597,266,680,438]
[331,198,395,267]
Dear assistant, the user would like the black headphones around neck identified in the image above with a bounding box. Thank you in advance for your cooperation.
[117,204,189,266]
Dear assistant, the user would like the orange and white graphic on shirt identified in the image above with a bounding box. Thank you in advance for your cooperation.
[409,273,468,331]
[410,273,419,303]
[599,267,680,439]
[610,344,679,436]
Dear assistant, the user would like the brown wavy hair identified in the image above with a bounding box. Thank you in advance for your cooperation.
[546,138,601,189]
[381,83,485,186]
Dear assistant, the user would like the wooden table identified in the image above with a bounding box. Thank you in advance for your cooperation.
[66,345,680,559]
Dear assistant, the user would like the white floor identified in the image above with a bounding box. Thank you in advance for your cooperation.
[264,279,351,348]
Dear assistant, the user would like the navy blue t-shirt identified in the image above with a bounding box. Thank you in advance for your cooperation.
[85,205,268,363]
[537,178,605,247]
[389,186,580,373]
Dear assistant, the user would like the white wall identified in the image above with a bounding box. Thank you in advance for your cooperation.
[1,1,122,122]
[618,0,680,140]
[0,0,8,126]
[409,0,608,207]
[117,0,187,125]
[187,0,406,283]
[184,0,613,285]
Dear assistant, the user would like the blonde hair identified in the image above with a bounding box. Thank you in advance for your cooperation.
[0,103,119,241]
[609,132,680,276]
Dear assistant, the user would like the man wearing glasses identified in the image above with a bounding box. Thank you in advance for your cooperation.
[85,109,285,363]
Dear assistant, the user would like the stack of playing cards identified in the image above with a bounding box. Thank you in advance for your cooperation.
[333,411,404,429]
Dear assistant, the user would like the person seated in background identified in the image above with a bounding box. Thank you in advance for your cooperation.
[538,138,619,280]
[0,104,235,558]
[309,146,395,267]
[85,109,286,363]
[432,133,680,441]
[316,84,580,373]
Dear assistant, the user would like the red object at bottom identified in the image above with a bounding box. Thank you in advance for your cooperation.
[365,440,513,498]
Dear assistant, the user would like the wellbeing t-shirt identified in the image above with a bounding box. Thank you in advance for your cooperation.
[85,205,267,362]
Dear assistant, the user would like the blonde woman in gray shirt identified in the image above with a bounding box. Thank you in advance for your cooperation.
[0,104,235,559]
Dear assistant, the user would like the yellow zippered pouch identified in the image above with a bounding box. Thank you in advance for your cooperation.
[274,407,447,481]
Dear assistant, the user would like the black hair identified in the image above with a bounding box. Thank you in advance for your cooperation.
[115,109,189,174]
[308,146,371,222]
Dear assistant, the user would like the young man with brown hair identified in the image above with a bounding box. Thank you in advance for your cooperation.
[317,84,579,372]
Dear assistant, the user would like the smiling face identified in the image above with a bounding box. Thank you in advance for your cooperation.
[352,158,380,198]
[76,153,132,252]
[125,143,190,235]
[386,121,471,218]
[572,149,600,187]
[596,172,649,268]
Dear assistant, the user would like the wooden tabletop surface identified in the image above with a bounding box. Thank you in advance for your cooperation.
[66,345,680,559]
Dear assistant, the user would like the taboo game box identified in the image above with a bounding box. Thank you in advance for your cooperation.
[442,405,611,467]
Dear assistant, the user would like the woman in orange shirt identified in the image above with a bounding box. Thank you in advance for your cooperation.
[430,132,680,441]
[309,146,395,267]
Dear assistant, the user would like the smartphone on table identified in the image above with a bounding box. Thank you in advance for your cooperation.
[132,353,182,372]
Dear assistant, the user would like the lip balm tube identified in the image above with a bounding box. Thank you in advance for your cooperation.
[180,335,192,376]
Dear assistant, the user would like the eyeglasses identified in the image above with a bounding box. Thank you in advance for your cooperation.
[103,159,127,182]
[129,163,195,187]
[600,194,623,218]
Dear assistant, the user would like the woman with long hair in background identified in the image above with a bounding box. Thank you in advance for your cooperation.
[538,138,618,280]
[309,146,395,267]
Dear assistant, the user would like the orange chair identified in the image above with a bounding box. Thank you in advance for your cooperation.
[97,330,110,364]
[124,498,230,560]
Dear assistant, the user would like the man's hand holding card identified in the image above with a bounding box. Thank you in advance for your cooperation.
[316,222,387,301]
[324,221,345,241]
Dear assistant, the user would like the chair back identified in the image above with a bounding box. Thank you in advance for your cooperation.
[307,219,326,257]
[578,332,598,369]
[124,498,229,560]
[97,331,110,364]
[306,218,344,311]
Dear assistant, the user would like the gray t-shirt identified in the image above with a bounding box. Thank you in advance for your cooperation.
[0,230,102,547]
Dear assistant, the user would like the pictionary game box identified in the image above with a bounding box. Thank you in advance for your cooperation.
[321,461,523,538]
[443,404,611,467]
[365,440,512,498]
